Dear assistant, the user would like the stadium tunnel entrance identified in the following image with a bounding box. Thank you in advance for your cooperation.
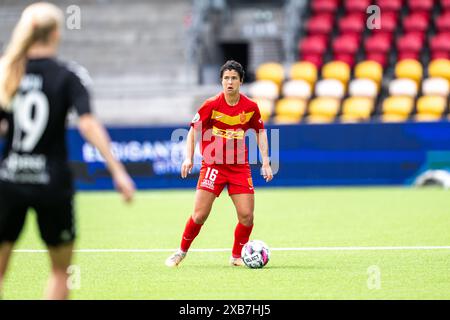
[220,42,253,82]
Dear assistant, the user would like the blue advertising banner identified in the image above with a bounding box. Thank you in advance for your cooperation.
[2,121,450,190]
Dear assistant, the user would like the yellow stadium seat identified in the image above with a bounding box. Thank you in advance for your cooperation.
[273,115,303,124]
[382,96,414,117]
[322,61,351,85]
[256,62,285,86]
[395,59,423,83]
[340,114,367,123]
[253,98,274,122]
[289,61,318,86]
[354,60,383,84]
[416,95,446,116]
[275,98,307,120]
[428,59,450,82]
[341,97,374,121]
[414,113,443,122]
[380,114,410,122]
[306,114,337,123]
[307,97,340,122]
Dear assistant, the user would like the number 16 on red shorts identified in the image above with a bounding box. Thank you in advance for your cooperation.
[197,164,254,197]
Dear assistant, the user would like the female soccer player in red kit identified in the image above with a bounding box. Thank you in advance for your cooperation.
[166,60,273,267]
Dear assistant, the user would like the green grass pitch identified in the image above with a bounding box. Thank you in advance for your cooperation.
[2,187,450,299]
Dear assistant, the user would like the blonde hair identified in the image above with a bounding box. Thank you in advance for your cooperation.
[0,2,63,109]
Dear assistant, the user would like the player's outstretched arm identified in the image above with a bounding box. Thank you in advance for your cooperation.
[257,129,273,182]
[181,127,196,178]
[78,114,135,202]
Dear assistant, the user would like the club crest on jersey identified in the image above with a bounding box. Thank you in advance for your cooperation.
[239,111,246,124]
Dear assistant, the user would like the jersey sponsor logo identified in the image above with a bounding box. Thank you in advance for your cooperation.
[2,152,46,172]
[200,178,215,190]
[0,152,49,184]
[211,110,255,126]
[212,126,245,140]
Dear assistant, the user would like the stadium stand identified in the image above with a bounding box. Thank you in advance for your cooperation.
[1,0,449,125]
[248,0,450,124]
[0,0,203,125]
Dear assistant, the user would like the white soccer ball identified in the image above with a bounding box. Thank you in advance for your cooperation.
[241,240,270,268]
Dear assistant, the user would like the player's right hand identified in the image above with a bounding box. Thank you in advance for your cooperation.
[181,158,193,178]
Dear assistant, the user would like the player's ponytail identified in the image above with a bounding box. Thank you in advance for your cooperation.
[0,2,63,110]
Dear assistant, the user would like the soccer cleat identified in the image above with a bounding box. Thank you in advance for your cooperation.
[229,256,245,267]
[165,250,186,267]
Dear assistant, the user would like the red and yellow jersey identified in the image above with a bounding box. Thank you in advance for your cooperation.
[190,92,264,165]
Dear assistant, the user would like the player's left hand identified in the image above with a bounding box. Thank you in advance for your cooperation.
[261,163,273,182]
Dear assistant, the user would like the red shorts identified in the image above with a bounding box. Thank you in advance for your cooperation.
[197,164,254,197]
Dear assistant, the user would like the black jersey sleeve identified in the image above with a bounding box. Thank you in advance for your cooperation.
[66,65,92,116]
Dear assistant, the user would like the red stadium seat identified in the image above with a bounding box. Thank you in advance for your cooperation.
[365,33,391,54]
[299,34,327,67]
[442,0,450,12]
[334,54,356,66]
[344,0,371,13]
[306,14,334,35]
[403,12,429,33]
[403,31,426,43]
[407,0,433,12]
[302,54,323,68]
[430,33,450,60]
[364,33,391,66]
[436,12,450,33]
[366,52,388,67]
[372,12,397,37]
[333,34,359,66]
[333,34,359,54]
[311,0,339,14]
[397,33,423,60]
[299,35,327,55]
[376,0,403,13]
[338,13,366,35]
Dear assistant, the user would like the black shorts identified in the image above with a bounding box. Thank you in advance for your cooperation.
[0,182,76,247]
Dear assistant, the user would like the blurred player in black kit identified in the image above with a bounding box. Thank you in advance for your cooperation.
[0,2,135,299]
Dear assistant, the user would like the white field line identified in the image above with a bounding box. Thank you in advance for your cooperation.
[12,246,450,253]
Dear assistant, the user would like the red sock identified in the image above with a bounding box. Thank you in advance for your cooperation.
[180,216,203,252]
[232,223,253,258]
